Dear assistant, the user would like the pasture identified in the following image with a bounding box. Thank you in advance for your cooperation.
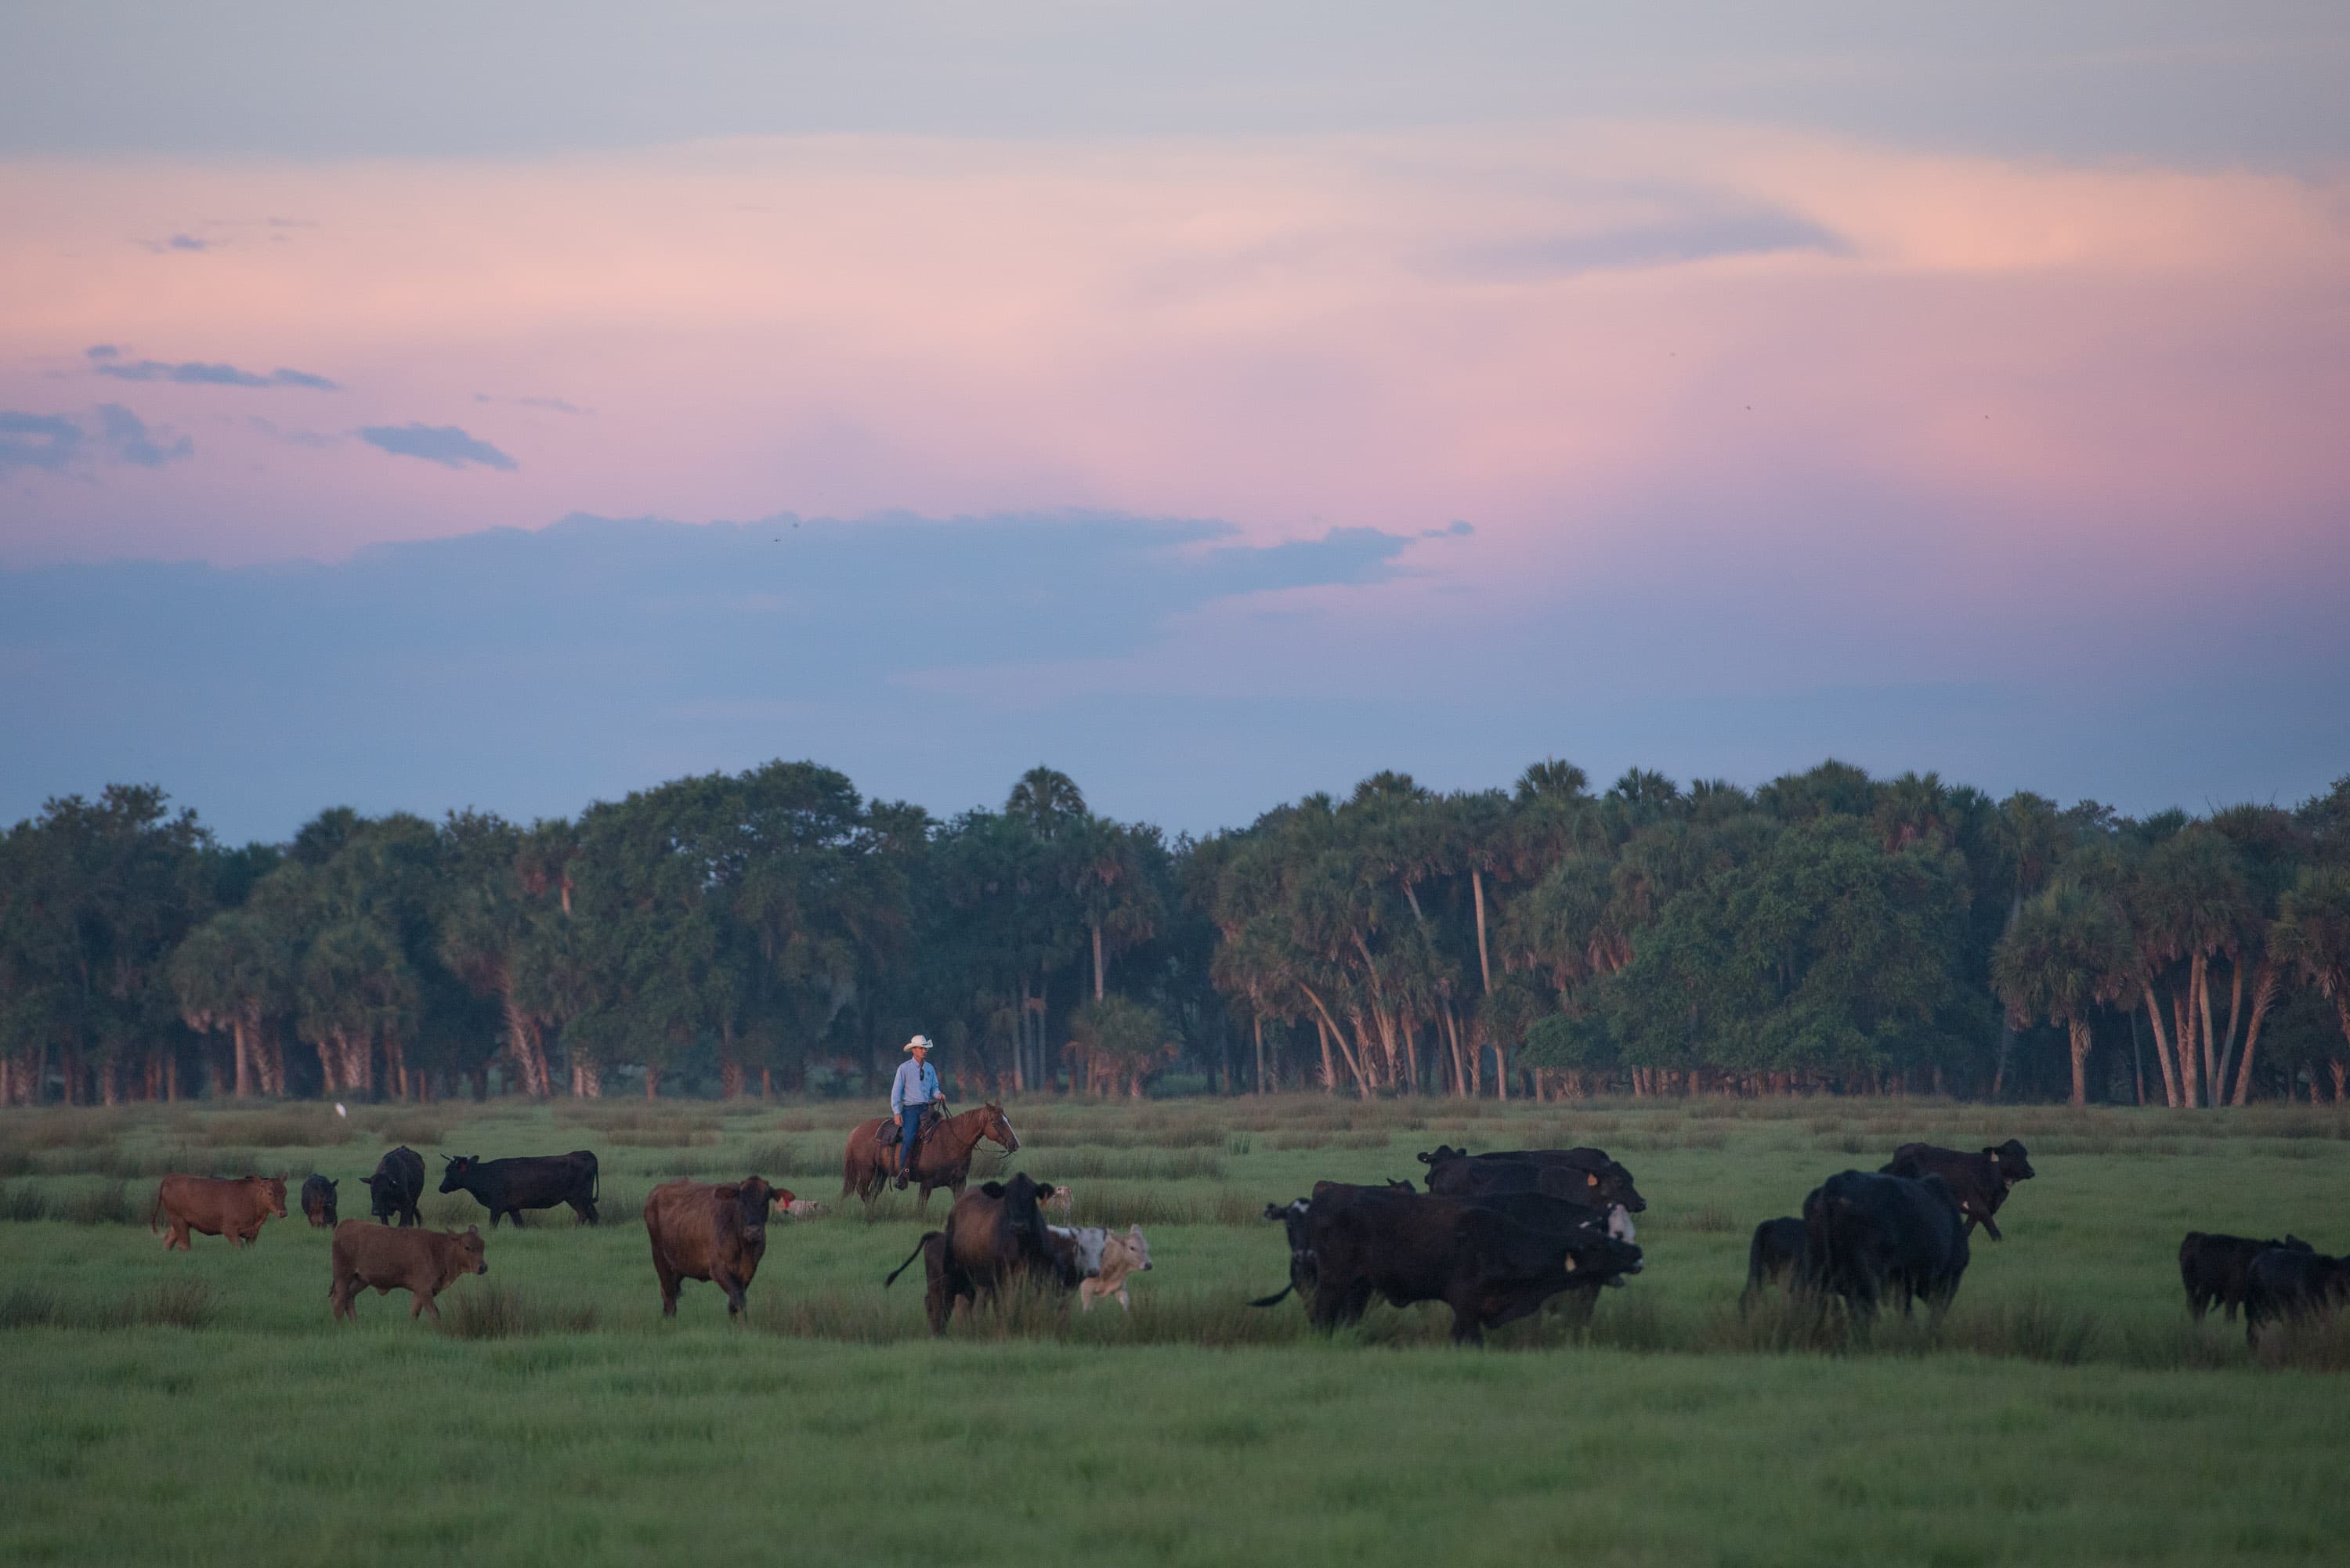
[4,1093,2348,1567]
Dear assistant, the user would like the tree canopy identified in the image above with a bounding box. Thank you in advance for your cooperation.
[5,759,2346,1107]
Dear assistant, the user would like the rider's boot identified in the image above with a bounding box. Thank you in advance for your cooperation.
[894,1152,911,1190]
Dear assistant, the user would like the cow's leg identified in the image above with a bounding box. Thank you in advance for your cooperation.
[1977,1212,2003,1243]
[415,1290,442,1321]
[1445,1296,1487,1346]
[654,1258,682,1317]
[718,1267,749,1317]
[168,1220,190,1252]
[508,1208,526,1228]
[1115,1285,1130,1311]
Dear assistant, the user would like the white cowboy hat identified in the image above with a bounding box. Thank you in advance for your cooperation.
[903,1035,934,1052]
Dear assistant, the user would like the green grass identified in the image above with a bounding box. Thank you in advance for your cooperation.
[4,1094,2350,1566]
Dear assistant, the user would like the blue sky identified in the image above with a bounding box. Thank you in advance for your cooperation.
[1,5,2345,840]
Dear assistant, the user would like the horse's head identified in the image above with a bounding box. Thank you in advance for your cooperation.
[984,1102,1020,1154]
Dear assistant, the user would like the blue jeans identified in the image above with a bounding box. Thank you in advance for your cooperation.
[898,1107,928,1178]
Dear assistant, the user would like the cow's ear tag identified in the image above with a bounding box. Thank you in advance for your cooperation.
[1562,1253,1578,1271]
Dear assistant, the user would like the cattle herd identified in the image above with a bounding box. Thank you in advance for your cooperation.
[129,1125,2350,1347]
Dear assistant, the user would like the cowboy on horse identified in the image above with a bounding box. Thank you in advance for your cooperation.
[889,1035,948,1190]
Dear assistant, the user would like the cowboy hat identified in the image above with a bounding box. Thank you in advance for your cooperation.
[903,1035,935,1052]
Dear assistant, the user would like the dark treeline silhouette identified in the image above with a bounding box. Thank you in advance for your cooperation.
[3,761,2347,1108]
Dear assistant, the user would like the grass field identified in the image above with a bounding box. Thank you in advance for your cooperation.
[5,1093,2349,1567]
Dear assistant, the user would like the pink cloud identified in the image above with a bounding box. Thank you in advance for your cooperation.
[0,124,2341,609]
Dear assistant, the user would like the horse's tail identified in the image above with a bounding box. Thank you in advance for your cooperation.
[884,1231,942,1289]
[1249,1283,1295,1309]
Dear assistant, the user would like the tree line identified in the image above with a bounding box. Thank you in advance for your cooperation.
[2,761,2346,1108]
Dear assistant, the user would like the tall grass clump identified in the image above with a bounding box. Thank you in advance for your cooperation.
[437,1284,598,1339]
[1941,1295,2101,1366]
[61,1181,137,1226]
[0,1181,51,1222]
[0,1280,212,1330]
[197,1108,353,1147]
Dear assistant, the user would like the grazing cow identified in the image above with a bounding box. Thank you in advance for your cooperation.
[1800,1170,1969,1319]
[1743,1216,1807,1306]
[150,1174,287,1251]
[645,1176,791,1318]
[2180,1231,2315,1321]
[881,1172,1067,1334]
[1417,1145,1647,1213]
[438,1151,600,1227]
[1880,1140,2034,1241]
[2242,1246,2350,1347]
[300,1174,339,1228]
[1079,1226,1155,1312]
[781,1198,830,1220]
[1257,1184,1643,1344]
[327,1220,487,1321]
[362,1146,425,1227]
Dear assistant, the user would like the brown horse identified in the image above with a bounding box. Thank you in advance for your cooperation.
[841,1102,1021,1214]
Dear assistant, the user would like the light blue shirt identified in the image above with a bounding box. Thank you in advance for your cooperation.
[891,1057,941,1117]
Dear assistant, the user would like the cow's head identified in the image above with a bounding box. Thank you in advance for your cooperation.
[1265,1196,1317,1289]
[439,1155,476,1194]
[257,1176,288,1218]
[455,1224,487,1275]
[1987,1140,2035,1186]
[1604,1204,1636,1245]
[1120,1225,1152,1272]
[1047,1224,1108,1279]
[726,1177,783,1245]
[1416,1145,1469,1168]
[1564,1230,1643,1283]
[1553,1158,1647,1214]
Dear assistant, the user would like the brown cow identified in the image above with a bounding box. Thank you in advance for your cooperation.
[881,1172,1068,1333]
[327,1220,488,1321]
[645,1176,791,1318]
[150,1173,287,1250]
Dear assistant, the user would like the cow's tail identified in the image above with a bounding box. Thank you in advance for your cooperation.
[589,1154,600,1207]
[884,1231,941,1289]
[147,1183,164,1236]
[1249,1283,1295,1309]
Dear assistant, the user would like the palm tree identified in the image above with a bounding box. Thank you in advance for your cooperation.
[1993,881,2131,1105]
[170,910,291,1097]
[1006,767,1086,836]
[2275,866,2350,1100]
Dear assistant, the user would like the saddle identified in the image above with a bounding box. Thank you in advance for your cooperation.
[875,1104,945,1153]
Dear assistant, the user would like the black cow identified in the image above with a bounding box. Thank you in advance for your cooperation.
[1743,1216,1807,1306]
[300,1174,339,1228]
[883,1172,1067,1333]
[1880,1140,2034,1241]
[2180,1231,2314,1321]
[1256,1184,1643,1344]
[362,1146,425,1227]
[2243,1246,2350,1347]
[438,1151,600,1227]
[1800,1170,1969,1319]
[1416,1146,1647,1213]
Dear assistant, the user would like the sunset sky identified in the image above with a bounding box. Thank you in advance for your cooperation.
[3,5,2346,840]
